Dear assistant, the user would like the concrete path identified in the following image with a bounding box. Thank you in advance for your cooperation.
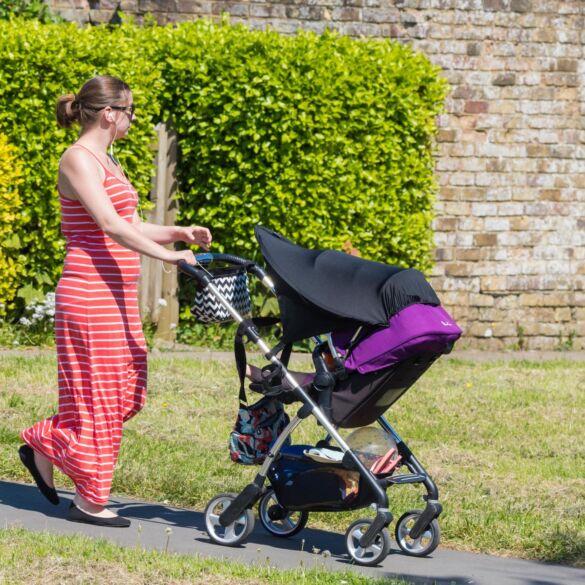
[1,480,583,585]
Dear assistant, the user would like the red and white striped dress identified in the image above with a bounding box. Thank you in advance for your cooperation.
[21,145,147,505]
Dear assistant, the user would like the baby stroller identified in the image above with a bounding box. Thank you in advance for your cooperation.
[179,226,462,566]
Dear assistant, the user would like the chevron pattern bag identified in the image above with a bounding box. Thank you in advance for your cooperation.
[192,267,251,323]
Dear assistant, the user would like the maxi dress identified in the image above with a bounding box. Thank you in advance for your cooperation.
[21,145,147,505]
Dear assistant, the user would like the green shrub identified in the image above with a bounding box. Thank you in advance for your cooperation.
[0,133,25,316]
[0,18,164,310]
[158,21,447,269]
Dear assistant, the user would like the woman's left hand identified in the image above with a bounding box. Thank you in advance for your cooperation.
[178,226,212,250]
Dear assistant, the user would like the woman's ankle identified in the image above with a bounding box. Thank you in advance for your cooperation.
[73,494,104,514]
[33,450,55,488]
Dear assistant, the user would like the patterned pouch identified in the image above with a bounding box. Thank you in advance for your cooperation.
[192,267,251,323]
[229,396,290,465]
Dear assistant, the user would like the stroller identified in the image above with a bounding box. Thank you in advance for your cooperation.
[179,226,462,566]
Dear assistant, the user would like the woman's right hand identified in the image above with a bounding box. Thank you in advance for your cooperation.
[167,249,196,266]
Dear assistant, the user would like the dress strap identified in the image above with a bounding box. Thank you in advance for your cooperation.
[70,143,110,174]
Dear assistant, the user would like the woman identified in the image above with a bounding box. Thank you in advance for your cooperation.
[19,75,212,527]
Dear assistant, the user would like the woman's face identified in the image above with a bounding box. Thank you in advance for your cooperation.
[109,91,135,139]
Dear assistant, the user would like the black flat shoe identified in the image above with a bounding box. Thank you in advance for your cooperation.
[18,444,60,506]
[67,503,131,528]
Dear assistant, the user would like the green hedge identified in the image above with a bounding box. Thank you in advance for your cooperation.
[0,133,25,315]
[0,19,163,306]
[0,17,447,319]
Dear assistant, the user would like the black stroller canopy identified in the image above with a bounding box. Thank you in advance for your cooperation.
[255,226,440,343]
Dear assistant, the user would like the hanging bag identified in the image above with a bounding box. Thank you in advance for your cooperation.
[229,396,290,464]
[192,266,251,323]
[229,318,292,464]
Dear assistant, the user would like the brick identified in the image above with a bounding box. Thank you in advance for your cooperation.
[480,276,507,291]
[434,248,454,261]
[482,0,506,10]
[437,129,457,142]
[464,101,489,114]
[493,73,516,86]
[511,0,532,12]
[433,217,458,231]
[474,233,498,246]
[466,42,482,57]
[554,59,579,73]
[456,248,482,261]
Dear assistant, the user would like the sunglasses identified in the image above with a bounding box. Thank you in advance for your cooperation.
[85,104,136,117]
[109,104,135,116]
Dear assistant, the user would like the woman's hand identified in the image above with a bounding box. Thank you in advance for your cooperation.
[177,226,212,250]
[167,249,197,266]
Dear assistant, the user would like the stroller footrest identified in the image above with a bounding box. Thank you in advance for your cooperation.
[359,509,392,548]
[409,500,442,540]
[219,483,262,527]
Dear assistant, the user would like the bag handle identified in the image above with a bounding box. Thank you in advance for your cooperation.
[235,318,291,404]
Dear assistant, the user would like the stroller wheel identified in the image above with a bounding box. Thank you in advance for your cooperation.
[204,493,255,546]
[345,518,391,566]
[258,490,308,537]
[395,509,440,557]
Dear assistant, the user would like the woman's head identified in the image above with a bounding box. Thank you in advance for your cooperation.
[56,75,133,130]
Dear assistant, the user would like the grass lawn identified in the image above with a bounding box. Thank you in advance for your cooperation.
[0,527,407,585]
[0,352,584,568]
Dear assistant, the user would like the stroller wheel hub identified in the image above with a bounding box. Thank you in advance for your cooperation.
[345,518,391,566]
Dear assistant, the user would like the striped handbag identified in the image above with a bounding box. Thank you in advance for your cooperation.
[192,266,251,323]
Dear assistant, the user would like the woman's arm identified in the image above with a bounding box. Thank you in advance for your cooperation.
[135,218,212,250]
[59,149,196,265]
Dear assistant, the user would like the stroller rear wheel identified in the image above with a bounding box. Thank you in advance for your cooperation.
[395,509,440,557]
[345,518,391,566]
[204,493,255,546]
[258,490,309,537]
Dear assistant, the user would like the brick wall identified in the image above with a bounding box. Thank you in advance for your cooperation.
[48,0,585,350]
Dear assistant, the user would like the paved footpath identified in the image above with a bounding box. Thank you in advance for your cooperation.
[1,480,584,585]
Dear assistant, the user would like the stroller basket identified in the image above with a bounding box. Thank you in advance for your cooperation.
[192,266,251,323]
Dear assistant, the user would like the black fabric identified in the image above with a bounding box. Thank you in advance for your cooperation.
[255,226,440,343]
[234,317,291,404]
[329,353,439,428]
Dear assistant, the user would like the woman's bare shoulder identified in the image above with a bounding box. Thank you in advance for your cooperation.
[59,146,104,179]
[58,146,105,200]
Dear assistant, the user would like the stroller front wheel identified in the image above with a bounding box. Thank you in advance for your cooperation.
[395,509,440,557]
[204,493,255,546]
[345,518,391,566]
[258,490,309,537]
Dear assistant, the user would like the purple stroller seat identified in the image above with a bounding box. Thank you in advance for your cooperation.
[250,303,461,427]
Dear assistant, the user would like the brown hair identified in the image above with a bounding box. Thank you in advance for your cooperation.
[56,75,131,128]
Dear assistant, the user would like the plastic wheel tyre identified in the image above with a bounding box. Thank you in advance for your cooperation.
[395,509,440,557]
[204,493,255,546]
[345,518,391,566]
[258,490,309,537]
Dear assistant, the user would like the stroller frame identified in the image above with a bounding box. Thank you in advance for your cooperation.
[180,252,443,565]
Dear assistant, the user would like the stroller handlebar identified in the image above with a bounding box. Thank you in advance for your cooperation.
[194,252,254,267]
[178,254,275,292]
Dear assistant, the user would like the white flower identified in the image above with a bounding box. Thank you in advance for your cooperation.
[484,328,493,338]
[19,317,31,326]
[157,298,168,307]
